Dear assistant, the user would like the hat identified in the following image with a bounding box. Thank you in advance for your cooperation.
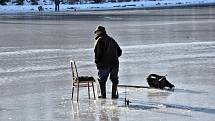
[94,26,106,34]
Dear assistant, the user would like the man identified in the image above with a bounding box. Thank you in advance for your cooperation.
[54,0,60,12]
[147,74,175,89]
[94,26,122,99]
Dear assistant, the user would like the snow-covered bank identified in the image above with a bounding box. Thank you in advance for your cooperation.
[0,0,215,13]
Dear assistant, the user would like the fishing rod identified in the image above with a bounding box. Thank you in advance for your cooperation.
[118,74,168,89]
[118,85,149,88]
[120,74,169,106]
[124,86,131,106]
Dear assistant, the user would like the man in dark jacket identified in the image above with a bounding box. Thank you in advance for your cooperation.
[94,26,122,99]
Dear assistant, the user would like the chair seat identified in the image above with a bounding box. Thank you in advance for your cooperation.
[78,76,95,82]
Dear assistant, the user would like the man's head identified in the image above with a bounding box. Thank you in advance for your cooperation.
[94,26,106,36]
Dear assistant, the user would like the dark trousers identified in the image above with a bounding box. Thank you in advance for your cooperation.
[98,65,119,84]
[55,4,59,12]
[97,65,119,98]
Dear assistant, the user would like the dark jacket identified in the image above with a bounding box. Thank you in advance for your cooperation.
[54,0,60,4]
[94,33,122,69]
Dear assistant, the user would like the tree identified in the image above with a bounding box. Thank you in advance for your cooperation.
[31,0,38,5]
[94,0,102,3]
[16,0,24,5]
[0,0,9,5]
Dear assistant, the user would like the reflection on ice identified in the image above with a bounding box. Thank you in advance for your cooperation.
[67,94,215,121]
[147,89,172,101]
[70,99,120,121]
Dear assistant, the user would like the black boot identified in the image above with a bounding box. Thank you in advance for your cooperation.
[112,84,119,99]
[98,82,106,98]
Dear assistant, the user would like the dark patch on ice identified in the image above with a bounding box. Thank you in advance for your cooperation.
[154,109,192,117]
[174,88,207,94]
[119,100,215,114]
[0,107,8,111]
[128,105,159,110]
[119,105,158,110]
[157,103,215,114]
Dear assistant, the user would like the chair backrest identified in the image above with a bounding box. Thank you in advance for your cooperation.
[70,60,79,83]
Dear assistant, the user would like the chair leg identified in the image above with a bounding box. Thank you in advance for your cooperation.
[71,86,74,100]
[88,82,90,99]
[92,82,96,100]
[77,84,80,101]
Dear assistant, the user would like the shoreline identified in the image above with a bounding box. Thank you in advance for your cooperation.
[0,0,215,14]
[0,5,214,17]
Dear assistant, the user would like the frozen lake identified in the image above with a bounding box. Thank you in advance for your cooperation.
[0,7,215,121]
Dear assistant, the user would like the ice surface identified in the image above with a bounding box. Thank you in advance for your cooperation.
[0,7,215,121]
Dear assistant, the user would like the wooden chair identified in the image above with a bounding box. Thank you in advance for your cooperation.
[70,60,96,101]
